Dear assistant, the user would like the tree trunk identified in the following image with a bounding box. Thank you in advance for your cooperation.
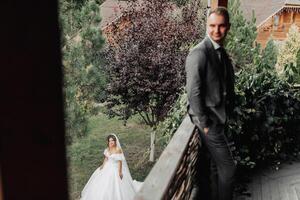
[149,130,156,162]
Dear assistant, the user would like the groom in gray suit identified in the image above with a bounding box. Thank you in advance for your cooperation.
[185,7,236,200]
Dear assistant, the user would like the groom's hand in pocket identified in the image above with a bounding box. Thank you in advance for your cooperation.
[204,127,209,135]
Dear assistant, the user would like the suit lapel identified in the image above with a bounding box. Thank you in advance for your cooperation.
[203,37,223,81]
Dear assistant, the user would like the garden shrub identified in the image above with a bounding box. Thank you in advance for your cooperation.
[227,61,300,169]
[276,24,300,84]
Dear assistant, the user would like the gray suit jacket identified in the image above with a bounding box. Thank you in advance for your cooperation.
[185,37,235,128]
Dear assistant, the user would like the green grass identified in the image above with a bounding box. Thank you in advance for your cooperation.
[67,112,163,200]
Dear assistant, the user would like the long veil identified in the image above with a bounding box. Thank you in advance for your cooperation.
[81,133,143,199]
[111,133,134,183]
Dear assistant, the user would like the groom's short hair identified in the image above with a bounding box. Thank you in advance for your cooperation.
[208,7,230,25]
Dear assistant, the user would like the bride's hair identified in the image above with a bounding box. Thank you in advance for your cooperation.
[106,134,117,147]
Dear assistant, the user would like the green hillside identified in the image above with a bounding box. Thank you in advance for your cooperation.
[67,112,162,199]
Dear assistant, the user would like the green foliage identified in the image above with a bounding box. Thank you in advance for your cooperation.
[67,113,160,199]
[276,24,300,84]
[60,0,107,143]
[261,39,278,68]
[297,49,300,67]
[64,82,89,143]
[280,48,300,84]
[226,0,258,69]
[59,0,104,37]
[296,50,300,82]
[156,88,187,145]
[282,62,300,84]
[227,62,300,169]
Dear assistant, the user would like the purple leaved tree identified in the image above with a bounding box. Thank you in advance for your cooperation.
[104,0,205,161]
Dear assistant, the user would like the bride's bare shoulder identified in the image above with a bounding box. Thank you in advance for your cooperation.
[116,147,122,154]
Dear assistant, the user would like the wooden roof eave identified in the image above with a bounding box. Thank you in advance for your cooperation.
[257,6,285,28]
[258,5,300,29]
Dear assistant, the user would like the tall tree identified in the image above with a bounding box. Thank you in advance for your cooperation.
[226,0,258,69]
[104,0,206,161]
[276,24,300,83]
[261,39,278,68]
[60,0,106,143]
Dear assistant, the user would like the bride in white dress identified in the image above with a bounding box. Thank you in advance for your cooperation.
[80,134,143,200]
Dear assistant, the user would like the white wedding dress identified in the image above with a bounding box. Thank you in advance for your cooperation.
[80,135,143,200]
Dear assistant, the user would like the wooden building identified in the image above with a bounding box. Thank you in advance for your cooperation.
[240,0,300,47]
[99,0,130,44]
[99,0,128,30]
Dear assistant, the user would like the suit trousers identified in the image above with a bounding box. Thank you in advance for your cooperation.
[190,115,236,200]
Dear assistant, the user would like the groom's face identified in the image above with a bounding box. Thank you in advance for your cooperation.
[207,13,230,44]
